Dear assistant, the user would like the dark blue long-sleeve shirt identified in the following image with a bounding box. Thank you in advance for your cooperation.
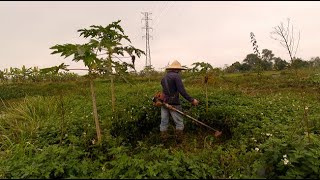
[161,71,194,105]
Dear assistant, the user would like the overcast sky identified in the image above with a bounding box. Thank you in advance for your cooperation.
[1,1,320,74]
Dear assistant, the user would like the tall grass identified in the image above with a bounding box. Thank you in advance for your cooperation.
[0,96,59,149]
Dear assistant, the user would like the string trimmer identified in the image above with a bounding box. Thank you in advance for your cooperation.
[163,103,223,137]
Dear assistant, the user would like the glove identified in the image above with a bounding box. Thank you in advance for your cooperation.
[191,99,199,106]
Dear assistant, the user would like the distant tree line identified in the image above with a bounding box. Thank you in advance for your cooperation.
[224,49,320,73]
[0,65,79,83]
[2,50,320,84]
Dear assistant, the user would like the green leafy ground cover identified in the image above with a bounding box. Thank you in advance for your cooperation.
[1,69,320,179]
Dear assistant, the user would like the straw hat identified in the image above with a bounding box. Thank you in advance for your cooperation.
[165,60,187,70]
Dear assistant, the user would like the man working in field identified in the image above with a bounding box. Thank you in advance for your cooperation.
[160,60,199,144]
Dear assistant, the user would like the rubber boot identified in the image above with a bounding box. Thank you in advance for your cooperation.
[160,131,168,144]
[176,130,184,144]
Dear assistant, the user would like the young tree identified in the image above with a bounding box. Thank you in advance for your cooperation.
[191,62,214,114]
[270,18,300,64]
[249,32,263,74]
[77,21,144,112]
[50,20,144,144]
[250,32,261,58]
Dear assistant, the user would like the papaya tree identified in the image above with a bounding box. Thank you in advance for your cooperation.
[49,20,144,144]
[76,20,144,112]
[20,65,32,82]
[191,62,214,113]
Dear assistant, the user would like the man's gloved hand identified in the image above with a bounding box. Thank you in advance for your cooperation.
[191,99,199,106]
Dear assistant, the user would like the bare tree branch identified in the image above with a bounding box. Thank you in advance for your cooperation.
[270,18,300,64]
[294,31,300,58]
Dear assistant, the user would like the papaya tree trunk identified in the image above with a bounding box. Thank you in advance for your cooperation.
[304,106,311,143]
[205,81,208,113]
[111,75,115,112]
[59,91,65,144]
[108,53,116,112]
[89,74,102,144]
[204,74,209,114]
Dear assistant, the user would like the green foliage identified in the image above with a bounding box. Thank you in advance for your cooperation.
[0,82,80,100]
[291,58,310,69]
[110,103,160,145]
[97,144,217,179]
[1,68,320,179]
[0,96,59,146]
[50,20,144,76]
[0,66,80,84]
[40,63,69,74]
[0,144,100,179]
[252,133,320,179]
[191,62,214,74]
[274,57,289,70]
[51,44,101,70]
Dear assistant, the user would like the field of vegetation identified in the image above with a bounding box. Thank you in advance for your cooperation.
[1,19,320,179]
[1,67,320,179]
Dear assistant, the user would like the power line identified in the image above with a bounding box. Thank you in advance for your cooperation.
[152,1,173,29]
[152,1,169,27]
